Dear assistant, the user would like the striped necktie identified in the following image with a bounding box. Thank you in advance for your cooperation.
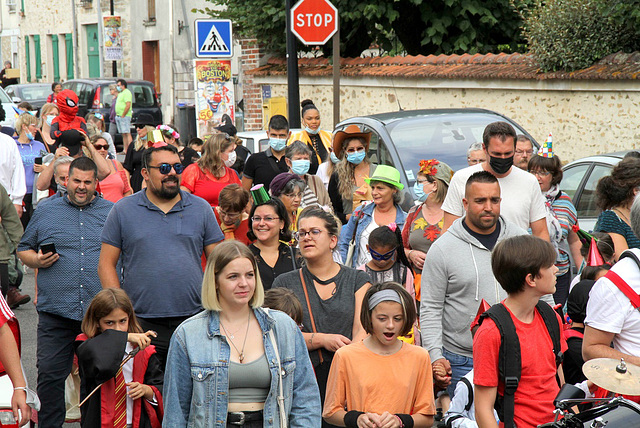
[113,367,127,428]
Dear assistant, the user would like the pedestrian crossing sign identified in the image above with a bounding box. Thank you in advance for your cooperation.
[195,19,233,58]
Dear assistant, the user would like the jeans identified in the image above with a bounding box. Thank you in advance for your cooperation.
[442,348,474,399]
[138,315,193,372]
[36,311,82,428]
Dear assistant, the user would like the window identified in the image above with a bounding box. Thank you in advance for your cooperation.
[130,84,155,108]
[18,84,49,101]
[560,163,590,202]
[148,0,156,20]
[6,0,16,13]
[576,164,613,219]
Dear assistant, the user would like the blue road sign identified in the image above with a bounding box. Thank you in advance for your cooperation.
[195,19,233,58]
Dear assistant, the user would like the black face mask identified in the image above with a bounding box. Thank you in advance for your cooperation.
[489,155,514,174]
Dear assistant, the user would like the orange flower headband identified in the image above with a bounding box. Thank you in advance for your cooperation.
[419,159,440,176]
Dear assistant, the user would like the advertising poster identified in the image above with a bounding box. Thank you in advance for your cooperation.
[103,16,123,60]
[194,59,234,137]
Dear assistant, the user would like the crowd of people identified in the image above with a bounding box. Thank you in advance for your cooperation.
[0,90,639,428]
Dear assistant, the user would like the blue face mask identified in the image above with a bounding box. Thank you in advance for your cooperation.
[26,131,34,140]
[46,115,55,126]
[330,152,340,164]
[116,86,123,92]
[346,150,366,165]
[291,159,310,175]
[269,138,287,152]
[304,126,319,135]
[413,181,433,202]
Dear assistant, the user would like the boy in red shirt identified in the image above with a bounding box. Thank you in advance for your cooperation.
[473,235,567,428]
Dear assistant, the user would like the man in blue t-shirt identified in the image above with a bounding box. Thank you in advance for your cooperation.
[99,145,224,367]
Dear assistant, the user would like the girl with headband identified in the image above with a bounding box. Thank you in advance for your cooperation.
[323,282,435,428]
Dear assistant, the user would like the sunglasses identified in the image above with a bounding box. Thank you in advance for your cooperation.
[146,163,185,174]
[369,247,396,261]
[93,144,109,150]
[135,123,145,129]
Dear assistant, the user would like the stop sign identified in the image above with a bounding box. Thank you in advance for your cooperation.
[291,0,338,46]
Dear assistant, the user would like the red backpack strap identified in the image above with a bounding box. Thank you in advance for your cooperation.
[563,328,584,341]
[604,270,640,309]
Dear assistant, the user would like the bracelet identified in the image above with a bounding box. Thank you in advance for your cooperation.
[308,332,315,346]
[407,249,414,260]
[394,415,404,427]
[13,387,27,392]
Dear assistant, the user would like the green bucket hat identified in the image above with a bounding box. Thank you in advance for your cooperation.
[365,165,404,190]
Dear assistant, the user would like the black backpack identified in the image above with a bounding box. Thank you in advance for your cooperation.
[477,301,563,428]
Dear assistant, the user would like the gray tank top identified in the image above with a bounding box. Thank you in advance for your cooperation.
[228,353,271,403]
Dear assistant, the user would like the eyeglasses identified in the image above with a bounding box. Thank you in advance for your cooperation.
[283,192,302,199]
[345,147,365,154]
[93,144,109,150]
[516,150,534,156]
[369,247,396,261]
[251,216,280,223]
[294,229,324,240]
[219,210,241,220]
[468,158,485,165]
[529,170,551,177]
[146,163,185,174]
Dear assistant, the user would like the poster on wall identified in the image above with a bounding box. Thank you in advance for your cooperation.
[103,16,123,60]
[194,59,234,137]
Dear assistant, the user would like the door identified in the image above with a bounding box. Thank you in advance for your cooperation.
[142,41,160,91]
[85,24,100,78]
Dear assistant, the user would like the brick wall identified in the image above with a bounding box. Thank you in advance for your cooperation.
[239,39,263,131]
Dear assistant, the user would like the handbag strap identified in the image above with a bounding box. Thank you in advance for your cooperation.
[299,269,324,363]
[264,309,288,428]
[605,270,640,309]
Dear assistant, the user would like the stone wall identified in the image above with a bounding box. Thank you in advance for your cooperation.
[252,75,640,162]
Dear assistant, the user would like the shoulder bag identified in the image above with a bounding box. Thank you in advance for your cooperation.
[264,308,288,428]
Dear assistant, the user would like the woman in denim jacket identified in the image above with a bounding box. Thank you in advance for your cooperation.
[163,240,321,427]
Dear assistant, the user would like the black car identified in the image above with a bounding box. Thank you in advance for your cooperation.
[62,79,162,149]
[335,108,538,209]
[5,83,52,112]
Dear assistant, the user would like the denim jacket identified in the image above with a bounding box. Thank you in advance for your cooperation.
[162,307,322,427]
[337,202,408,268]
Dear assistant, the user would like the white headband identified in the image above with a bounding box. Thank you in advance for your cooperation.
[368,289,402,309]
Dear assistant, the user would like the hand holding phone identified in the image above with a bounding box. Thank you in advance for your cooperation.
[40,243,56,255]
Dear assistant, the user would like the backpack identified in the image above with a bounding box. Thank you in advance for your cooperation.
[444,376,474,428]
[477,301,563,428]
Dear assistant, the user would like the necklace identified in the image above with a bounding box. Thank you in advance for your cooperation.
[614,207,631,224]
[221,311,251,363]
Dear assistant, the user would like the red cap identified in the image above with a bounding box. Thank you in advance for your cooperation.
[587,237,605,266]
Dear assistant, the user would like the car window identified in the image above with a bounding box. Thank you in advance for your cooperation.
[561,163,591,202]
[100,85,113,108]
[19,85,50,101]
[576,164,613,219]
[363,126,392,167]
[76,83,93,105]
[5,87,14,97]
[130,84,155,108]
[62,81,77,94]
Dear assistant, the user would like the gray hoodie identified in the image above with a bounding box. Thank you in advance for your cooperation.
[420,216,526,362]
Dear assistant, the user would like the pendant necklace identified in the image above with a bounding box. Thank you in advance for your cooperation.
[221,311,251,363]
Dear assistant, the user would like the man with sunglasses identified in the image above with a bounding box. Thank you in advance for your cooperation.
[420,171,527,400]
[99,145,224,368]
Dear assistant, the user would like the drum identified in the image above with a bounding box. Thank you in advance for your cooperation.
[538,397,640,427]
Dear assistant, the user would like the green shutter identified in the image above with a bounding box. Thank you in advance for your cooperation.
[20,0,24,13]
[65,33,73,79]
[25,37,30,82]
[33,35,41,79]
[52,35,60,82]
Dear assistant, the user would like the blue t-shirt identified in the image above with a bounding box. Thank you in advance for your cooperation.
[15,138,47,192]
[101,190,224,318]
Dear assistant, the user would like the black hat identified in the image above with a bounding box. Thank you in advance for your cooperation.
[57,129,84,156]
[214,114,237,137]
[566,279,595,324]
[134,112,155,127]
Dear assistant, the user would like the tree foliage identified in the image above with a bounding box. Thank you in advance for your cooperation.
[195,0,531,57]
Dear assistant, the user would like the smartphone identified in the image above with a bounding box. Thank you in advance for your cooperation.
[35,157,43,165]
[41,243,57,255]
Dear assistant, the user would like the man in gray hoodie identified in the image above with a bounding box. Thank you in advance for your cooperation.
[420,171,526,398]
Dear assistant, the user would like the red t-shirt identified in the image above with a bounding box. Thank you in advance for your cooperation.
[473,303,568,428]
[0,294,14,328]
[181,163,241,206]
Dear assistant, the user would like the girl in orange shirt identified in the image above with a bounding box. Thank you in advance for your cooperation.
[323,282,435,428]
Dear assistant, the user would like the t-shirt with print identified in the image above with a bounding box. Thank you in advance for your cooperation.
[442,164,546,231]
[473,303,567,428]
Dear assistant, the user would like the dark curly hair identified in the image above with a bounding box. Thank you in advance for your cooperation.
[596,158,640,210]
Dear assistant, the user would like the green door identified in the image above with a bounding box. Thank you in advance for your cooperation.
[85,24,100,78]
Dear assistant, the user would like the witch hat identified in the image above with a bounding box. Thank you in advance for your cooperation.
[587,237,605,266]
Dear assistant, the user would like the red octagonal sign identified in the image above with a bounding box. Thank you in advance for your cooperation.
[291,0,338,46]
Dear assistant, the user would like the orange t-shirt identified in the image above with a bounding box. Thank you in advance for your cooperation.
[323,341,435,418]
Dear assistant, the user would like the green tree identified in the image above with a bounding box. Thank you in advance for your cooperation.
[195,0,531,56]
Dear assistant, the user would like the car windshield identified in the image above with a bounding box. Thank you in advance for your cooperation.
[0,87,13,103]
[100,83,155,108]
[386,112,529,178]
[17,85,50,101]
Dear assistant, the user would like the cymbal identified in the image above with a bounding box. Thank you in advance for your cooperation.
[583,358,640,395]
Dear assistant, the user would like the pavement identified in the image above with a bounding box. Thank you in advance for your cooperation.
[12,266,81,427]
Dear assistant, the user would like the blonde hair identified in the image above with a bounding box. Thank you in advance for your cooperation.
[39,103,59,128]
[197,133,235,178]
[134,125,155,151]
[202,241,264,311]
[15,112,37,134]
[81,289,143,338]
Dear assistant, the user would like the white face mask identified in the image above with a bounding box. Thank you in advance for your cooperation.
[224,150,237,167]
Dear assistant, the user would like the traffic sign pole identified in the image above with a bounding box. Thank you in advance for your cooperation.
[332,20,339,127]
[286,0,301,128]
